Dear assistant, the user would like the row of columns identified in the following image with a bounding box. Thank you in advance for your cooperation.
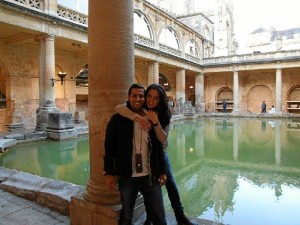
[231,67,282,114]
[144,63,284,115]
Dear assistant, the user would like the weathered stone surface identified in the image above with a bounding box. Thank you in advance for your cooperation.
[0,171,50,201]
[4,134,24,140]
[0,189,70,225]
[0,168,85,216]
[37,180,85,215]
[0,167,18,182]
[0,138,17,152]
[24,131,48,140]
[47,129,78,140]
[47,112,74,130]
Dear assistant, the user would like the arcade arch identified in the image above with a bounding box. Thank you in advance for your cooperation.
[248,85,273,113]
[158,73,171,92]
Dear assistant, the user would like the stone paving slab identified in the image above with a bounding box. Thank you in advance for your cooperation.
[0,189,69,225]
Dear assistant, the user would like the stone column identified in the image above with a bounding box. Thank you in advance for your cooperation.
[44,0,57,15]
[176,69,185,101]
[36,35,59,131]
[195,72,204,113]
[175,69,185,114]
[148,61,159,85]
[232,68,239,114]
[44,35,56,107]
[38,37,45,108]
[275,66,282,114]
[70,1,135,225]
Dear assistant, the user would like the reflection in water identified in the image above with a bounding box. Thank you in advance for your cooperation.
[0,136,90,185]
[166,118,300,225]
[261,120,266,132]
[1,118,300,225]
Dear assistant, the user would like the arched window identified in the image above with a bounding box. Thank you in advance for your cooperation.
[159,73,171,92]
[159,27,179,50]
[134,12,152,39]
[185,39,198,57]
[76,64,88,87]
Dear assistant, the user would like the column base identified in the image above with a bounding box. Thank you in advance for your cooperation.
[36,107,59,131]
[70,193,145,225]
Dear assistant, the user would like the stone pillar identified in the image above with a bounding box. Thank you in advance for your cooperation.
[70,1,135,225]
[195,72,205,113]
[176,69,185,101]
[44,0,57,15]
[44,35,56,107]
[36,35,59,131]
[232,69,239,114]
[38,37,45,108]
[148,61,159,85]
[275,66,283,114]
[175,69,185,114]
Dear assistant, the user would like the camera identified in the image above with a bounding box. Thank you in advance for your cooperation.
[135,153,143,173]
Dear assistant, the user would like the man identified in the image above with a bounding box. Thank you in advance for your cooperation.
[104,83,167,225]
[261,101,267,113]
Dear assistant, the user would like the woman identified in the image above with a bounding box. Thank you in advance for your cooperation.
[116,83,196,225]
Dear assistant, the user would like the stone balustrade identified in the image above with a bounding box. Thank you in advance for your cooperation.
[203,50,300,66]
[57,5,88,25]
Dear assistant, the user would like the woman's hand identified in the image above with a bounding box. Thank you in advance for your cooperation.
[159,174,167,186]
[147,110,159,125]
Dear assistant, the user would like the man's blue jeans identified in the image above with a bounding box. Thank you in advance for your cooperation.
[118,175,167,225]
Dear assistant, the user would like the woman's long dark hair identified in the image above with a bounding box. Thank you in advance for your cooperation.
[144,83,172,129]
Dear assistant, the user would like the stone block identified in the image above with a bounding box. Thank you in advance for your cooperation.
[47,112,74,130]
[37,180,85,215]
[0,171,50,201]
[0,167,18,182]
[0,139,17,152]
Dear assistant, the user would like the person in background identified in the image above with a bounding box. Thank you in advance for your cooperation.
[261,101,267,113]
[116,83,197,225]
[222,99,227,113]
[104,83,167,225]
[269,105,275,114]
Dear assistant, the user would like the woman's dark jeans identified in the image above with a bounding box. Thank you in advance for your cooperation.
[164,151,184,214]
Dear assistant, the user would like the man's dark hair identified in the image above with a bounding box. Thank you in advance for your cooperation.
[128,83,145,96]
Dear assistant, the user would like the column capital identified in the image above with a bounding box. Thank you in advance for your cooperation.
[276,63,282,70]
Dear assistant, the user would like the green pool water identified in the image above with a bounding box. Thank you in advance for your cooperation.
[1,117,300,225]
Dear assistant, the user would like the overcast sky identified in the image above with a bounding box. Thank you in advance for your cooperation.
[232,0,300,50]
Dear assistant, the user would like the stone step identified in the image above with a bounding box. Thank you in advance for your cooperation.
[0,139,17,153]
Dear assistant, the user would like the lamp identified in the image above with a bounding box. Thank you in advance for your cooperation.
[50,72,67,87]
